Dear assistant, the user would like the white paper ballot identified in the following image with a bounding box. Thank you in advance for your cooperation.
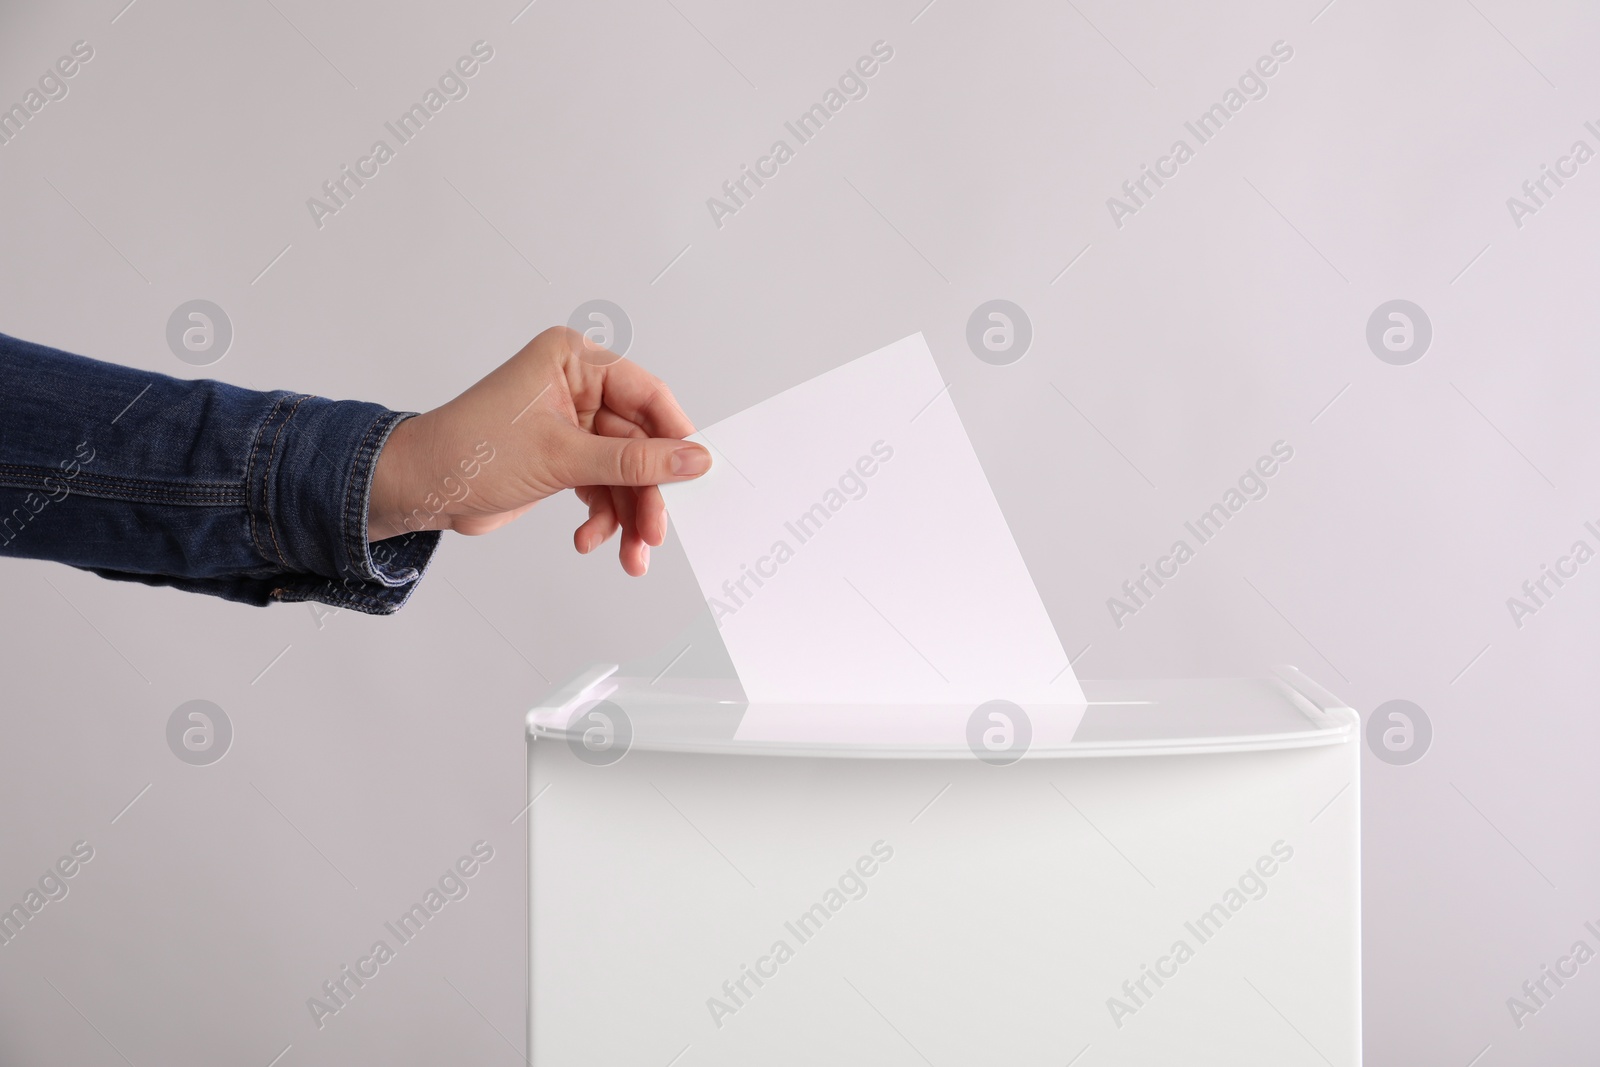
[662,333,1086,715]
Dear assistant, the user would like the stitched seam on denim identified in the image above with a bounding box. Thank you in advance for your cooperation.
[341,411,393,584]
[362,530,434,592]
[0,476,240,508]
[263,396,310,570]
[59,487,238,501]
[271,581,400,612]
[269,530,436,612]
[245,395,288,565]
[347,415,384,579]
[0,487,245,507]
[361,446,422,585]
[8,481,238,497]
[0,480,238,497]
[0,466,239,496]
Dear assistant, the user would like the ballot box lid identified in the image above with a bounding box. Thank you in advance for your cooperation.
[526,662,1355,760]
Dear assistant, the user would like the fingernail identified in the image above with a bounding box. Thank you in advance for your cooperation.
[671,445,711,477]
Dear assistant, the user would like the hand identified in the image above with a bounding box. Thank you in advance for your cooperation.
[368,326,711,576]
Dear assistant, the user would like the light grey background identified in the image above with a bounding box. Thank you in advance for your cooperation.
[1,0,1596,1063]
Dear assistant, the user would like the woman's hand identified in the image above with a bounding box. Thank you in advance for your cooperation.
[368,326,711,576]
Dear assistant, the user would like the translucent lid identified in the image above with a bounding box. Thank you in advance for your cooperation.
[527,664,1355,760]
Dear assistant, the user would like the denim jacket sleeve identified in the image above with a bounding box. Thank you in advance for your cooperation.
[0,330,440,614]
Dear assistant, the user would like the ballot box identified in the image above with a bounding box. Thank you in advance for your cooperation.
[525,656,1361,1066]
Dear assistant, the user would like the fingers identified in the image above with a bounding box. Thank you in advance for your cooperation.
[573,484,663,564]
[558,333,697,440]
[611,484,649,577]
[573,486,619,553]
[615,370,696,439]
[593,406,647,441]
[553,423,711,490]
[636,483,667,547]
[547,327,694,576]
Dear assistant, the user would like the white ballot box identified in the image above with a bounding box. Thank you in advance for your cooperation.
[525,659,1361,1066]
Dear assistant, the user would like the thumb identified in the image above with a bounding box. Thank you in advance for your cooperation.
[554,426,712,488]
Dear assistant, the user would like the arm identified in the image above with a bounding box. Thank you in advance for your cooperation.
[0,327,708,613]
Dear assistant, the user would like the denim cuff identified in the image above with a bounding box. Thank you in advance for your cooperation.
[250,398,441,615]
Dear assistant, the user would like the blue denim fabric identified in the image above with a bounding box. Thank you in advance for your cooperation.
[0,331,439,613]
